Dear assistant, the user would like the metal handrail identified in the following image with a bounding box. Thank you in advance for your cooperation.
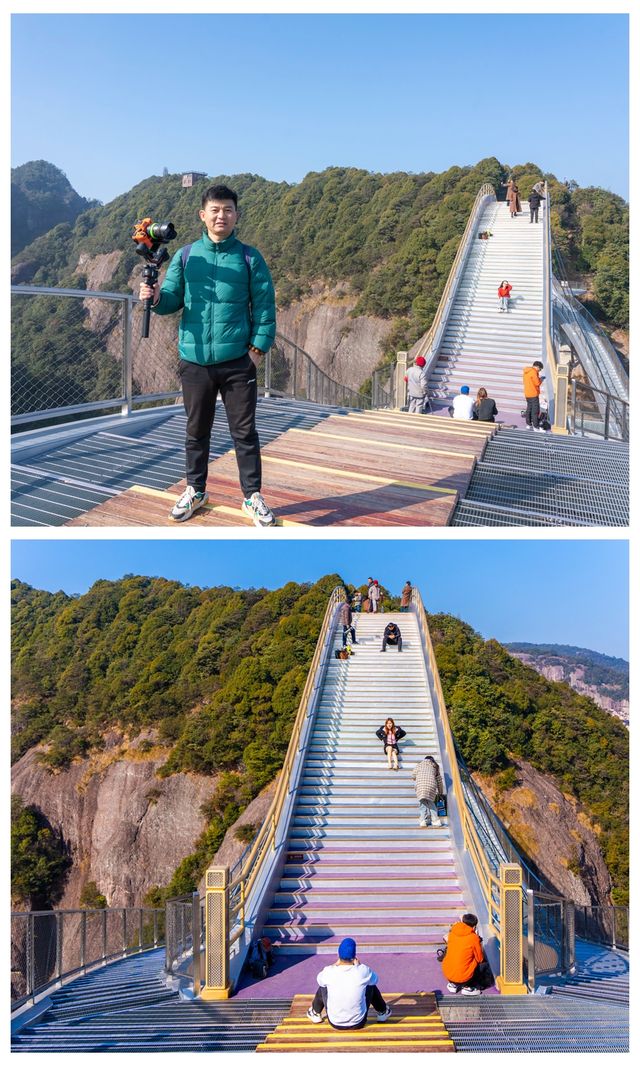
[410,182,496,376]
[226,585,346,939]
[11,905,164,1012]
[542,181,559,407]
[410,588,502,937]
[11,286,368,426]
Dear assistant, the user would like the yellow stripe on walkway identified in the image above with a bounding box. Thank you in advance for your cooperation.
[348,411,494,436]
[258,1039,454,1049]
[287,426,476,460]
[128,485,303,527]
[261,456,457,495]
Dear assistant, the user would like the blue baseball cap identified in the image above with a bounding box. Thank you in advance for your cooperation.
[338,937,357,960]
[461,385,470,394]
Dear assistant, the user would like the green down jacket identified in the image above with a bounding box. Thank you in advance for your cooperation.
[152,230,276,366]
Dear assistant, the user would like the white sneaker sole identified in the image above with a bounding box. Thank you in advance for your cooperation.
[170,492,209,522]
[241,502,276,527]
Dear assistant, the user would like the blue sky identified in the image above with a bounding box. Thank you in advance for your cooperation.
[11,539,629,659]
[11,13,629,203]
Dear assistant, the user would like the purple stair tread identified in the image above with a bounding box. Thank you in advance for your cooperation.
[266,932,447,942]
[233,951,497,999]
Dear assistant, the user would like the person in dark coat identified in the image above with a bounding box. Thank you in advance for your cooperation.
[400,581,412,611]
[528,188,545,223]
[375,717,407,770]
[473,388,498,423]
[340,599,357,647]
[381,622,402,652]
[508,182,521,217]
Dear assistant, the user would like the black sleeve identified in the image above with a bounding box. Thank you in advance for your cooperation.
[395,726,406,740]
[375,726,385,741]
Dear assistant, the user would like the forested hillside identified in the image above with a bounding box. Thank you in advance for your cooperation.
[11,578,628,905]
[429,614,628,905]
[11,160,98,258]
[11,158,628,365]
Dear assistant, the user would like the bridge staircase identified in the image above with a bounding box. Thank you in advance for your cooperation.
[262,611,472,957]
[427,199,545,418]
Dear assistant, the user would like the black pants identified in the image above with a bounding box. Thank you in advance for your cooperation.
[312,983,387,1029]
[529,205,539,223]
[342,625,356,646]
[179,355,261,495]
[382,635,402,651]
[450,960,494,992]
[525,396,540,428]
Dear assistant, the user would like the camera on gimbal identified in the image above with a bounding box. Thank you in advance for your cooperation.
[132,217,177,338]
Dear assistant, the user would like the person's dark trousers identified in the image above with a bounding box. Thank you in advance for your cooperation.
[312,983,387,1029]
[530,205,539,222]
[451,960,494,992]
[381,635,402,651]
[342,625,356,646]
[525,396,540,428]
[178,354,261,495]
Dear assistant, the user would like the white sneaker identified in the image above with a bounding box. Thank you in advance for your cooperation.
[376,1006,392,1022]
[461,986,481,997]
[242,492,276,527]
[306,1007,324,1023]
[170,486,208,522]
[418,820,428,827]
[446,982,459,994]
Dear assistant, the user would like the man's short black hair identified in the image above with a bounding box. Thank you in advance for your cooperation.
[202,184,238,208]
[533,361,544,369]
[462,913,478,928]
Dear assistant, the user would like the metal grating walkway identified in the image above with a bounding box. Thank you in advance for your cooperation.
[12,949,290,1052]
[11,398,346,526]
[439,994,629,1052]
[452,428,629,526]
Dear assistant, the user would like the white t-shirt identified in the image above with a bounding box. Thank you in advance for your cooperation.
[316,961,378,1027]
[452,394,475,420]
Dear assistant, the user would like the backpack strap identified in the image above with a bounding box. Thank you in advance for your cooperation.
[180,243,193,271]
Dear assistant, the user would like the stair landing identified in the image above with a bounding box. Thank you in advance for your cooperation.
[64,411,494,527]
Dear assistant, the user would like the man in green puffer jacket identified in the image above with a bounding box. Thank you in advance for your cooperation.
[139,184,277,525]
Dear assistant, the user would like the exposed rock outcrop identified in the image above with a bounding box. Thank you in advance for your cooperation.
[11,735,216,909]
[477,757,612,907]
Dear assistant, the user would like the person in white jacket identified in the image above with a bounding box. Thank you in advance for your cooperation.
[306,938,392,1028]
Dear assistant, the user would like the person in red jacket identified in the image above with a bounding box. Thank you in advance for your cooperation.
[498,280,512,312]
[441,913,493,996]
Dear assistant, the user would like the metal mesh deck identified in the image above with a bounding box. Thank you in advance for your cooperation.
[451,500,565,527]
[482,440,628,481]
[465,465,628,525]
[439,995,628,1052]
[11,398,345,527]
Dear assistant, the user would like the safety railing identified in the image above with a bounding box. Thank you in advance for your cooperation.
[574,904,629,952]
[541,181,562,429]
[165,893,203,996]
[11,905,164,1011]
[202,585,346,997]
[371,365,396,409]
[410,182,496,378]
[570,380,629,442]
[526,891,575,990]
[409,588,528,993]
[11,286,368,428]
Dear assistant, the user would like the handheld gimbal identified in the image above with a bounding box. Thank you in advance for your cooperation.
[132,218,177,338]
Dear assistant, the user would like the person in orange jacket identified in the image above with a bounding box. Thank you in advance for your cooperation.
[441,913,493,996]
[523,360,545,431]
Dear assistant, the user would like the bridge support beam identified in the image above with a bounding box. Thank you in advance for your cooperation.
[201,865,231,1000]
[496,864,527,995]
[395,351,407,410]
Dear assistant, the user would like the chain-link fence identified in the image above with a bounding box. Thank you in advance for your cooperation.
[11,907,163,1010]
[12,286,373,427]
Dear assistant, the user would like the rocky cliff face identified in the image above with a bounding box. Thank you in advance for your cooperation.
[276,285,392,391]
[508,651,629,726]
[476,758,612,907]
[11,733,215,909]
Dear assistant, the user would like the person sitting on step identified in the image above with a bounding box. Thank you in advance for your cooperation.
[441,913,494,997]
[381,622,402,652]
[306,938,392,1028]
[375,717,407,770]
